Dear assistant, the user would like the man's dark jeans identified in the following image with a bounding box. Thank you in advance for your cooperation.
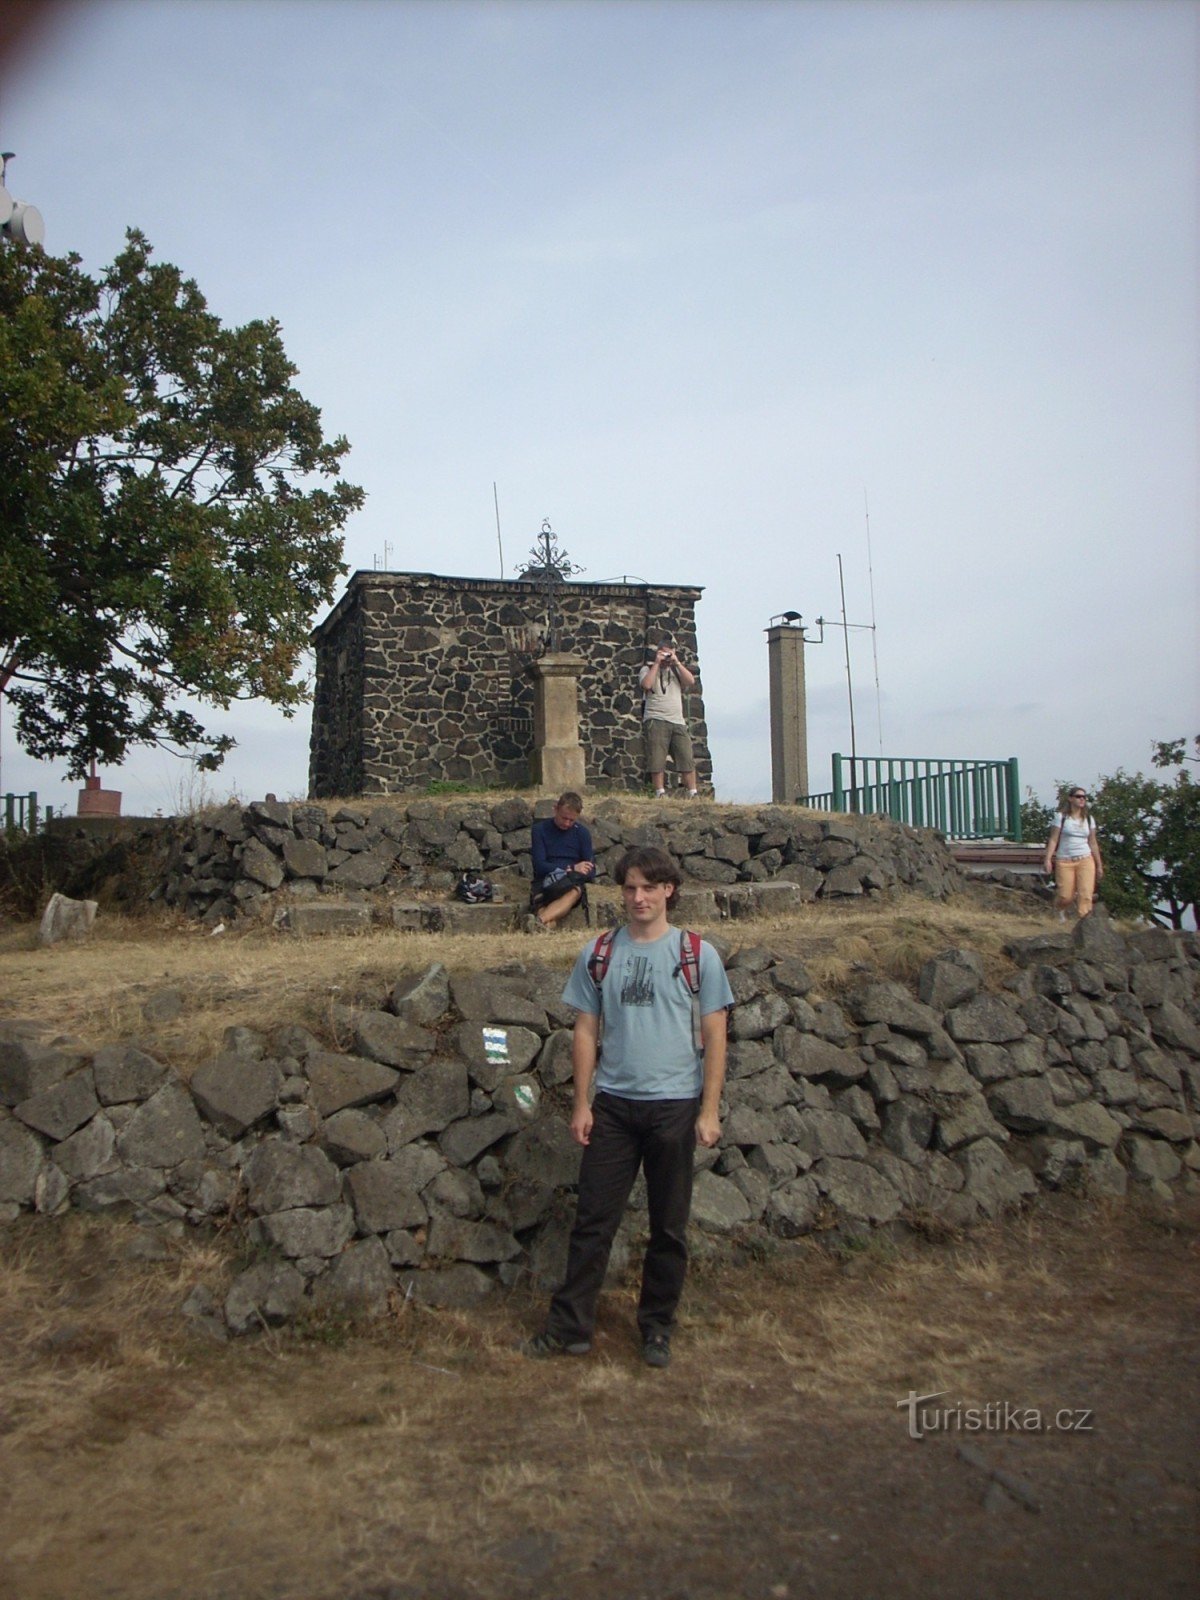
[547,1091,700,1345]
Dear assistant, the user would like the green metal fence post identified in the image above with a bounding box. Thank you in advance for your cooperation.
[1006,757,1021,841]
[832,754,844,813]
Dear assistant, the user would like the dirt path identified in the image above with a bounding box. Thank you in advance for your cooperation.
[0,1192,1196,1600]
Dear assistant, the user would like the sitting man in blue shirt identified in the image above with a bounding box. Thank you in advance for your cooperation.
[529,791,596,930]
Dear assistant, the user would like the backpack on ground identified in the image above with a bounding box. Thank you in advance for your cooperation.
[454,871,495,904]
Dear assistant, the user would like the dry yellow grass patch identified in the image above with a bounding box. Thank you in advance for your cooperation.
[0,1195,1196,1600]
[0,889,1073,1074]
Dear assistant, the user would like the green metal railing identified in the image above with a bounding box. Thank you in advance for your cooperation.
[798,755,1022,841]
[2,792,53,833]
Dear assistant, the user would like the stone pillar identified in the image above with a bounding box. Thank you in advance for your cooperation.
[527,654,587,792]
[768,623,808,803]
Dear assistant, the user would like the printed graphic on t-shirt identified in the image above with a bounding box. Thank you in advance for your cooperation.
[619,955,655,1007]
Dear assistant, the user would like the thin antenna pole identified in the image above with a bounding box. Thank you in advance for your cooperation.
[837,553,858,811]
[493,483,505,578]
[863,488,883,752]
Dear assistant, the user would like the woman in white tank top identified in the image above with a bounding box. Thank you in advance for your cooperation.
[1043,785,1105,920]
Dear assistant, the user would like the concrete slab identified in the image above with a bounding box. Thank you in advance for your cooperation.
[282,902,372,935]
[434,902,521,935]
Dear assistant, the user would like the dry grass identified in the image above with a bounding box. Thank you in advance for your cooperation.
[0,1197,1195,1600]
[0,890,1065,1073]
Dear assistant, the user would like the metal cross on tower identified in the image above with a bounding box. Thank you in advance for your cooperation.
[525,518,584,653]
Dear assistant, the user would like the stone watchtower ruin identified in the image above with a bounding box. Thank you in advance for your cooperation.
[307,568,713,797]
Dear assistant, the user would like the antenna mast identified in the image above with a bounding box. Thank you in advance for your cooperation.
[494,483,505,578]
[864,489,883,752]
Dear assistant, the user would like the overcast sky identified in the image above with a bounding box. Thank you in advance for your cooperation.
[2,0,1196,821]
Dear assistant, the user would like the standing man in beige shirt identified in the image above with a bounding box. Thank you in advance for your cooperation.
[639,639,699,797]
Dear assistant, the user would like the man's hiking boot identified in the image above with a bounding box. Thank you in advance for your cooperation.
[521,1330,591,1359]
[641,1333,671,1369]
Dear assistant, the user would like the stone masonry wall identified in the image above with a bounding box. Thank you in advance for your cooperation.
[308,572,712,796]
[1,915,1197,1338]
[154,797,964,928]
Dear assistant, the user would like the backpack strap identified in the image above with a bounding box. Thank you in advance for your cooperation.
[675,929,702,996]
[587,928,617,991]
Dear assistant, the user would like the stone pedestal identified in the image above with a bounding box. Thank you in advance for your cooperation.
[527,653,586,792]
[768,623,808,803]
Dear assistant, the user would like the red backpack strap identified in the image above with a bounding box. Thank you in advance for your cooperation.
[587,928,617,991]
[677,929,702,996]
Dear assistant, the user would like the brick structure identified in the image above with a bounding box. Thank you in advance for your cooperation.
[308,570,712,797]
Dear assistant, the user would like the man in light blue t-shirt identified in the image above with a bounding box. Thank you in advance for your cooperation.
[523,846,733,1369]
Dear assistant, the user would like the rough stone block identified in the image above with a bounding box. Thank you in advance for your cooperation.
[38,892,98,946]
[918,949,985,1011]
[353,1011,436,1071]
[281,837,328,880]
[449,975,548,1030]
[811,1156,902,1223]
[320,1109,388,1166]
[92,1046,172,1106]
[346,1160,428,1233]
[389,964,451,1026]
[53,1114,119,1181]
[455,1022,542,1090]
[311,1237,395,1316]
[383,1059,471,1148]
[690,1169,754,1232]
[14,1069,100,1142]
[985,1077,1057,1132]
[954,1138,1037,1218]
[244,1141,342,1212]
[0,1110,43,1204]
[225,1261,308,1334]
[190,1054,283,1138]
[1043,1101,1122,1150]
[439,1111,517,1167]
[934,1095,1009,1152]
[307,1052,400,1117]
[397,1263,494,1309]
[945,996,1028,1045]
[504,1117,582,1190]
[257,1204,355,1259]
[766,1174,821,1236]
[115,1083,206,1168]
[426,1214,521,1263]
[0,1039,86,1108]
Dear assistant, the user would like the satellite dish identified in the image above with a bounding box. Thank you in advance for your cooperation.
[0,186,12,226]
[6,202,44,246]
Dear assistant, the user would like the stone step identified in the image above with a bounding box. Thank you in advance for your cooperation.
[718,882,803,919]
[429,902,521,935]
[284,878,807,939]
[280,901,372,935]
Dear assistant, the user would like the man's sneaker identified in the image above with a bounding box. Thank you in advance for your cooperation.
[641,1333,671,1369]
[521,1329,591,1359]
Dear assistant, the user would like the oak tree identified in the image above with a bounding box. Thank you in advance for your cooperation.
[0,230,363,776]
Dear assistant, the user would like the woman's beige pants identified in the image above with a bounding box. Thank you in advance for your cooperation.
[1055,855,1096,916]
